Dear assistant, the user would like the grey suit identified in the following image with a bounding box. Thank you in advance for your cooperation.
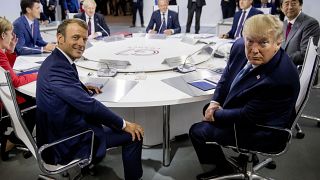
[282,12,320,65]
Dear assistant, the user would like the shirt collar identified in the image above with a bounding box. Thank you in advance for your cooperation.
[242,6,252,13]
[288,11,302,25]
[24,15,34,26]
[85,14,93,21]
[56,47,75,65]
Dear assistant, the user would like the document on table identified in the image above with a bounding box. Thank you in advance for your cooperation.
[13,57,45,71]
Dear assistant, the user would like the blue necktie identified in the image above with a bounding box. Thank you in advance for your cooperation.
[230,63,252,90]
[160,12,167,34]
[235,10,246,38]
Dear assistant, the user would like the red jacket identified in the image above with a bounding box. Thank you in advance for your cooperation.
[0,49,37,105]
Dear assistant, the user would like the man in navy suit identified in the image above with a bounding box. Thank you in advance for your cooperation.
[186,0,206,34]
[190,14,300,179]
[146,0,181,35]
[36,19,144,179]
[221,0,263,39]
[74,0,110,38]
[64,0,80,13]
[13,0,56,55]
[40,0,57,21]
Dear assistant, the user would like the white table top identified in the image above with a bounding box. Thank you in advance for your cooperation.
[16,34,232,108]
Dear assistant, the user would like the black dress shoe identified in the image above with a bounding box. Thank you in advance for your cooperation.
[130,25,136,28]
[196,165,235,180]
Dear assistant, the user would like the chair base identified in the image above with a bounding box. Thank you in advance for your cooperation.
[210,172,273,180]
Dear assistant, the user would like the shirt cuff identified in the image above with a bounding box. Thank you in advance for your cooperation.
[122,119,126,129]
[171,29,175,34]
[41,47,44,53]
[210,100,220,105]
[97,32,102,37]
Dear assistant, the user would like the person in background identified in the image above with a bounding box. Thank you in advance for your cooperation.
[74,0,110,38]
[221,0,237,19]
[36,18,143,179]
[186,0,206,34]
[64,0,80,14]
[253,0,276,14]
[40,0,57,21]
[220,0,263,39]
[13,0,56,55]
[130,0,144,28]
[190,14,300,180]
[169,0,177,5]
[0,16,37,161]
[280,0,320,65]
[146,0,181,35]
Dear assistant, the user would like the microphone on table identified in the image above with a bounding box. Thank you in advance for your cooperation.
[96,22,110,37]
[97,61,117,77]
[158,20,164,34]
[177,44,213,73]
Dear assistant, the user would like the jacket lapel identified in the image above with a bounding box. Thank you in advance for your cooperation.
[22,16,33,40]
[284,13,304,48]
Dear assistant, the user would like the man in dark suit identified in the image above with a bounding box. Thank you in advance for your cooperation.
[221,0,263,39]
[190,14,300,179]
[186,0,206,34]
[13,0,56,55]
[169,0,177,5]
[74,0,110,38]
[36,19,144,179]
[280,0,320,65]
[64,0,79,13]
[40,0,57,21]
[146,0,181,35]
[131,0,144,28]
[221,0,237,19]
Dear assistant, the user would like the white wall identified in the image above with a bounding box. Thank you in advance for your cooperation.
[0,0,21,22]
[302,1,320,23]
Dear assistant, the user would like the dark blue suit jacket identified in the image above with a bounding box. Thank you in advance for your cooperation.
[146,10,181,34]
[74,12,110,36]
[64,0,79,13]
[13,16,48,55]
[36,49,123,165]
[227,7,263,39]
[212,38,299,136]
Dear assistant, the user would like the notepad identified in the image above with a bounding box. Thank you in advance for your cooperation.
[188,80,216,91]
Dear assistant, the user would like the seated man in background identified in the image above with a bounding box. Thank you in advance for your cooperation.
[281,0,320,65]
[36,19,143,179]
[253,0,276,14]
[13,0,56,55]
[146,0,181,35]
[190,14,300,179]
[74,0,110,38]
[220,0,263,39]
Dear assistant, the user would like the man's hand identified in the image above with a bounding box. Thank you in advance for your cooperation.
[43,43,56,52]
[148,30,157,34]
[86,85,102,94]
[123,121,144,141]
[220,33,229,39]
[204,102,221,122]
[164,29,173,35]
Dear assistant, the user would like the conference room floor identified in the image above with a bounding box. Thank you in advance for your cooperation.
[1,20,320,180]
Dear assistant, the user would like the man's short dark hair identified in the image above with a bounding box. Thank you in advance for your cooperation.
[57,19,88,38]
[20,0,40,14]
[280,0,303,6]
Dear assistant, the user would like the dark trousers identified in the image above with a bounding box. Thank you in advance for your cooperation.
[221,5,236,19]
[189,122,235,168]
[97,126,143,180]
[44,10,56,21]
[132,2,144,26]
[186,2,203,34]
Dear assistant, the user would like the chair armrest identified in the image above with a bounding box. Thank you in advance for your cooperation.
[37,129,94,175]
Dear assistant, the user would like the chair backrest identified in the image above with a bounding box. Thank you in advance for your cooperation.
[153,5,179,14]
[0,67,39,159]
[294,37,319,128]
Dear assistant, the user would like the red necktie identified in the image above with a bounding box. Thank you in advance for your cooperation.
[88,18,92,36]
[286,22,292,40]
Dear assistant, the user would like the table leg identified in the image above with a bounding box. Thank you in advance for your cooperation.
[163,105,171,166]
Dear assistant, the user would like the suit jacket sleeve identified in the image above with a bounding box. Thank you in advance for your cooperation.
[96,13,110,36]
[13,19,42,55]
[48,64,124,129]
[171,12,181,34]
[0,51,37,88]
[35,20,48,47]
[146,12,157,33]
[290,19,320,65]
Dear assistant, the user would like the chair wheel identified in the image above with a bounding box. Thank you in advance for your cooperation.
[296,132,305,139]
[317,122,320,127]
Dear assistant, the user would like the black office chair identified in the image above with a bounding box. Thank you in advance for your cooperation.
[0,66,95,179]
[204,37,319,179]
